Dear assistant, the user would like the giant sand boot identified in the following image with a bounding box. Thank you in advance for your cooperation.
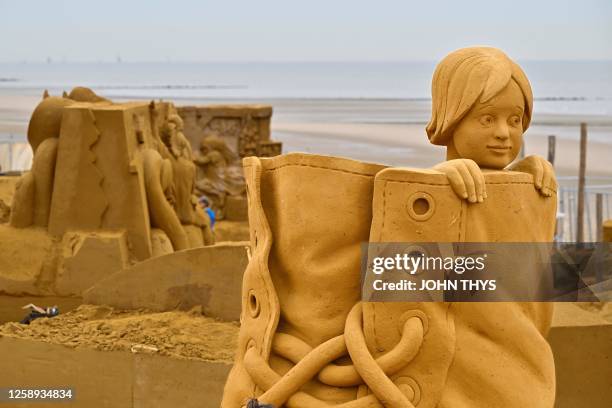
[223,154,556,408]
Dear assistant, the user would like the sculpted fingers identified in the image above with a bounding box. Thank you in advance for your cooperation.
[464,159,486,202]
[445,166,468,200]
[457,161,477,203]
[434,159,484,203]
[533,157,544,190]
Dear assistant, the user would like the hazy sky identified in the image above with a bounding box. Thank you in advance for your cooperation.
[1,0,610,62]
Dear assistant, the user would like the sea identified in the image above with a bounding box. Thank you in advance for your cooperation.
[1,60,611,116]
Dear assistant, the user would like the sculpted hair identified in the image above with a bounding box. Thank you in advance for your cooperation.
[426,47,533,146]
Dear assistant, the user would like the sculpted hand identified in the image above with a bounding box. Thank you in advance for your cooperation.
[433,159,486,203]
[508,155,557,197]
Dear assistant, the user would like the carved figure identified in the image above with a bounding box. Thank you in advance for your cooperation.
[222,47,557,408]
[159,113,214,246]
[194,134,246,218]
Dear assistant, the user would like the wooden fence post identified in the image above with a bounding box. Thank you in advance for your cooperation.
[596,193,603,242]
[576,123,587,243]
[547,135,556,165]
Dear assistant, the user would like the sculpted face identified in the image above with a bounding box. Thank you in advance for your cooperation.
[448,80,525,169]
[167,122,177,137]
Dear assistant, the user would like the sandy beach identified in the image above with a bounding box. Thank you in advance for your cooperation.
[273,120,612,179]
[1,93,612,180]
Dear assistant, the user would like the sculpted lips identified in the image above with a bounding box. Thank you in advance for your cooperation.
[487,145,512,152]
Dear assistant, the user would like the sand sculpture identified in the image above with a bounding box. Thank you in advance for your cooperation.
[222,47,558,407]
[178,105,281,222]
[177,105,281,158]
[194,135,247,218]
[9,88,213,260]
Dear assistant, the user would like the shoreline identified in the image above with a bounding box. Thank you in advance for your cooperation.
[1,94,611,178]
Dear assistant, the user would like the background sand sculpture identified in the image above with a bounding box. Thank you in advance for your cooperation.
[0,90,254,407]
[177,105,280,158]
[222,47,558,407]
[179,105,281,221]
[10,88,213,256]
[194,135,246,219]
[0,89,225,302]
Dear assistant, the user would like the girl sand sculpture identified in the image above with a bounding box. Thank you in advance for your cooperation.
[223,47,557,408]
[428,47,556,202]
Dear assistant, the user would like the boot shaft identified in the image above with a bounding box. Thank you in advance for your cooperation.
[247,153,386,347]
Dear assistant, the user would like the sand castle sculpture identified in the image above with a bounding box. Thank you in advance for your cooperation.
[9,87,213,261]
[222,47,558,407]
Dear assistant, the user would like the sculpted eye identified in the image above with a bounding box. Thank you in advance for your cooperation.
[509,115,522,127]
[479,114,494,126]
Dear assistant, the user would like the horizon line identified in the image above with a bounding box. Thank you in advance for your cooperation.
[1,58,612,64]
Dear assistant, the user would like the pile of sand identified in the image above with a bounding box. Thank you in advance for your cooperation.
[0,304,239,363]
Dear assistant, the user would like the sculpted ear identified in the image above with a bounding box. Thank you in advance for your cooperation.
[43,89,50,99]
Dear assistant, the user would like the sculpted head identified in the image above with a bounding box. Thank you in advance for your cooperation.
[28,87,111,152]
[426,47,533,169]
[27,92,74,152]
[200,135,237,163]
[167,114,184,131]
[67,86,110,103]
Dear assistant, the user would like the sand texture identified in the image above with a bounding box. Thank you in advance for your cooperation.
[0,304,238,363]
[573,302,612,322]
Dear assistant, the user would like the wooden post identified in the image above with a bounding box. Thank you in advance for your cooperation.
[576,123,587,243]
[547,135,556,165]
[596,193,603,242]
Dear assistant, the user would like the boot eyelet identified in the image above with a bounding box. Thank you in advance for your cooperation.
[248,290,260,318]
[395,376,421,405]
[406,192,435,221]
[246,338,256,351]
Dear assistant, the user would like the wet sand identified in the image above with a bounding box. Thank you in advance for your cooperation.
[272,121,612,178]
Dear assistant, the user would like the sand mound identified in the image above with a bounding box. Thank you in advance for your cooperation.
[0,304,239,363]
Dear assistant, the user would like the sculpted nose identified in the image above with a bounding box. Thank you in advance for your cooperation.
[494,123,510,141]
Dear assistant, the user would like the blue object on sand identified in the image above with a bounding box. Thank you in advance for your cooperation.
[205,207,216,229]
